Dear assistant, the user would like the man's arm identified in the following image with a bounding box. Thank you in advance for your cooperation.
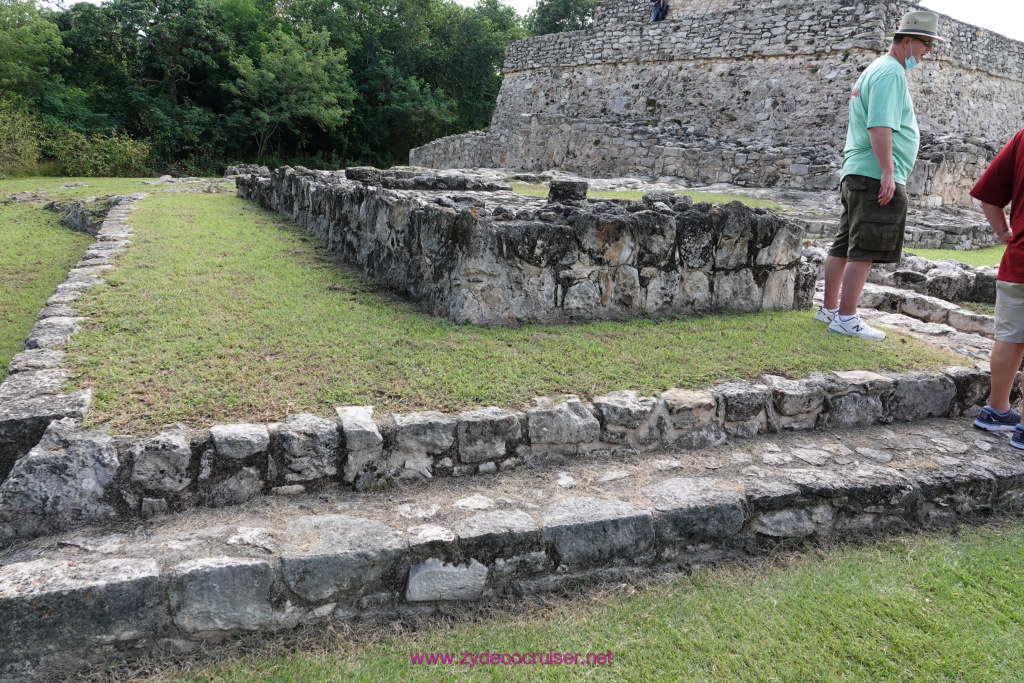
[868,126,895,205]
[982,201,1013,244]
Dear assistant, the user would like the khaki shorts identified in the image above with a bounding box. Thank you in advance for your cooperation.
[828,174,908,263]
[995,280,1024,343]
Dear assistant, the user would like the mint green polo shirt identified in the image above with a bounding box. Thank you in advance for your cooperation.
[840,56,920,185]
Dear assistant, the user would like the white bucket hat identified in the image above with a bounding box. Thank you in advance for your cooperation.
[888,10,946,42]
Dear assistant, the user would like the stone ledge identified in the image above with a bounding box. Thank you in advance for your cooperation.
[2,418,1021,676]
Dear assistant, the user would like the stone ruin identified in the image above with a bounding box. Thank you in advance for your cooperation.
[236,166,815,325]
[410,0,1024,210]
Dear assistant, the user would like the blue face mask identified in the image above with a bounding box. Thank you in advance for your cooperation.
[905,55,918,70]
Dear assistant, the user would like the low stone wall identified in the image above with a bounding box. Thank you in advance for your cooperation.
[0,364,992,547]
[236,166,815,325]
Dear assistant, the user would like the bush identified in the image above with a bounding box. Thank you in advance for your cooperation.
[41,126,152,177]
[0,100,41,177]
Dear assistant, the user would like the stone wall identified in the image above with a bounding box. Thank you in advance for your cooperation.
[236,167,815,326]
[411,0,1024,207]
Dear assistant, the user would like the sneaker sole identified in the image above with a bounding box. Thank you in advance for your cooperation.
[974,418,1020,431]
[1012,436,1024,450]
[826,327,886,341]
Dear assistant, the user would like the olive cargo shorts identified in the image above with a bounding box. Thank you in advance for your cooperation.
[828,174,908,263]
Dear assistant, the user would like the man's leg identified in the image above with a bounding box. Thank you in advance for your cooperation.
[837,259,873,316]
[986,340,1024,415]
[822,254,846,311]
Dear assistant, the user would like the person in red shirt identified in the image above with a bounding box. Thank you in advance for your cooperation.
[970,128,1024,445]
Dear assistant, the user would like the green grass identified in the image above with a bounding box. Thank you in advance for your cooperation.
[509,182,785,210]
[64,192,966,433]
[906,245,1005,268]
[133,521,1024,682]
[0,191,95,381]
[959,301,995,316]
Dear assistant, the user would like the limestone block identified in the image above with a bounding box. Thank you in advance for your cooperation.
[407,524,456,552]
[755,224,803,266]
[0,390,91,481]
[457,407,521,464]
[0,368,66,402]
[526,396,601,449]
[405,558,488,602]
[712,271,760,313]
[659,389,726,450]
[943,366,990,413]
[6,349,65,374]
[542,497,654,567]
[345,166,383,184]
[761,269,796,310]
[281,515,406,602]
[742,478,802,510]
[390,411,456,476]
[211,423,270,460]
[0,558,160,660]
[642,270,681,312]
[336,406,384,483]
[0,418,118,544]
[564,280,601,316]
[169,557,275,633]
[713,237,749,270]
[749,508,819,538]
[592,390,659,450]
[899,291,958,323]
[641,478,746,542]
[924,270,974,302]
[763,375,825,416]
[209,467,263,507]
[947,308,994,336]
[276,413,340,483]
[548,179,588,203]
[887,372,956,422]
[714,382,770,437]
[822,392,885,429]
[678,270,712,312]
[130,430,193,493]
[455,509,541,558]
[24,316,84,349]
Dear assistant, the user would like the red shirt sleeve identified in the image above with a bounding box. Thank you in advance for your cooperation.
[971,129,1024,209]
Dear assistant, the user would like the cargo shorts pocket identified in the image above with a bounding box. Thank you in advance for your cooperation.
[857,214,901,252]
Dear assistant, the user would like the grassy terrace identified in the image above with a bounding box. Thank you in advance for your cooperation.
[135,521,1024,682]
[0,179,108,381]
[39,187,963,434]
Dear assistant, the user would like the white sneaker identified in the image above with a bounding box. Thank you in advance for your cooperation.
[828,314,886,341]
[813,306,837,323]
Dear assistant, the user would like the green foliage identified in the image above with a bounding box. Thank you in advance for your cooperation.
[0,0,68,99]
[905,245,1006,268]
[225,24,353,162]
[526,0,597,36]
[0,100,40,177]
[40,126,151,177]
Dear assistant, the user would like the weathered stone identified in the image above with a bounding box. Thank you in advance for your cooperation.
[714,382,770,437]
[456,509,541,558]
[947,308,994,336]
[345,166,383,184]
[899,292,958,323]
[6,349,65,374]
[281,515,406,601]
[140,497,167,518]
[713,270,760,312]
[887,372,956,422]
[944,366,990,414]
[749,508,821,538]
[822,392,885,429]
[592,390,659,451]
[0,368,66,401]
[0,418,118,544]
[169,558,275,633]
[209,467,263,507]
[405,558,488,602]
[130,430,193,493]
[24,316,84,349]
[641,478,746,542]
[742,478,802,510]
[453,494,495,511]
[548,179,588,203]
[763,375,825,416]
[336,406,384,484]
[0,390,91,480]
[407,524,456,551]
[659,389,726,449]
[210,423,270,460]
[275,413,340,483]
[0,558,161,659]
[457,407,521,463]
[542,497,654,567]
[390,411,456,476]
[526,396,601,448]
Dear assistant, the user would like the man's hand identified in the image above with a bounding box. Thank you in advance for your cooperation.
[998,230,1013,245]
[878,170,895,205]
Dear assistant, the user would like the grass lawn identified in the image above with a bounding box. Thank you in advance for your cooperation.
[131,520,1024,682]
[510,182,786,210]
[906,245,1005,268]
[62,191,966,433]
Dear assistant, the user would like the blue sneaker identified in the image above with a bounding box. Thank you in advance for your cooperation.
[974,406,1022,431]
[1012,426,1024,450]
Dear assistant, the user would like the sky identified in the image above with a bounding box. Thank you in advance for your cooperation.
[454,0,1024,43]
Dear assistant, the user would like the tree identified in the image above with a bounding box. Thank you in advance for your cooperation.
[0,0,68,100]
[224,24,354,162]
[526,0,596,36]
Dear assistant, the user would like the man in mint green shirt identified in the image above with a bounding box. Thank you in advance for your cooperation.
[814,10,944,341]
